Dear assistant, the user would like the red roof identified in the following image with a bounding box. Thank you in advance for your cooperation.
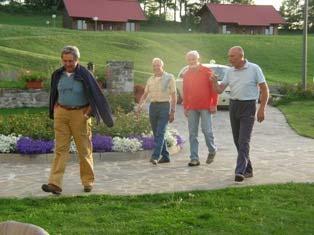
[63,0,146,22]
[203,4,285,26]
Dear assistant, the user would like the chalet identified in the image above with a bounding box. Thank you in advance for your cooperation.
[198,4,285,35]
[60,0,146,31]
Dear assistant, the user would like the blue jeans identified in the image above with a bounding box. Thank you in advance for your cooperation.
[149,102,170,160]
[188,110,216,160]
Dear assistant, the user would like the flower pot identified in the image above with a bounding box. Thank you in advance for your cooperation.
[26,80,43,89]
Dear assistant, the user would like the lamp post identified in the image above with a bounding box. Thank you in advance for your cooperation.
[93,16,98,31]
[52,14,56,28]
[302,0,309,91]
[46,20,50,27]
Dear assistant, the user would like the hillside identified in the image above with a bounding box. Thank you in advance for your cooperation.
[0,21,313,84]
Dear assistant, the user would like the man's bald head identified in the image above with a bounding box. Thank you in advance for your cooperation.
[228,46,245,68]
[229,46,244,57]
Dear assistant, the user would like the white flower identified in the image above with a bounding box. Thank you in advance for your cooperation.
[165,130,176,147]
[112,137,142,153]
[69,139,77,153]
[0,134,20,153]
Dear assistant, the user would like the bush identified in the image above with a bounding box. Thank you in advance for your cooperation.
[0,112,54,140]
[107,93,135,114]
[273,83,314,106]
[0,108,151,140]
[93,109,151,138]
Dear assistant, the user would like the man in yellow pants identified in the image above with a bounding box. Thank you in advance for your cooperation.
[42,46,113,194]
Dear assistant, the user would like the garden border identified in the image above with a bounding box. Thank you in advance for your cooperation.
[0,145,181,164]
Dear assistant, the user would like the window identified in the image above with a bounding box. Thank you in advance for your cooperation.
[126,22,135,32]
[77,20,87,30]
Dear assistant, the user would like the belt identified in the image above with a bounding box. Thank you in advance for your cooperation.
[57,103,89,110]
[151,101,170,104]
[230,99,256,102]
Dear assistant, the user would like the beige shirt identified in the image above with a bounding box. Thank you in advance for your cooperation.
[144,72,176,102]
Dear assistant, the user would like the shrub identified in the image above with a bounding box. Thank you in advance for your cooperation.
[0,109,150,140]
[273,83,314,106]
[0,112,54,140]
[107,93,135,114]
[93,109,151,138]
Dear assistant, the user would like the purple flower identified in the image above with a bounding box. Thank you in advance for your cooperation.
[92,134,113,152]
[175,135,185,148]
[17,137,54,154]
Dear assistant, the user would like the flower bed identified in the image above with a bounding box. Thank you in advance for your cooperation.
[0,129,184,155]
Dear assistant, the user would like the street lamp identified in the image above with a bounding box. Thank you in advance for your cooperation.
[52,14,56,28]
[302,0,309,91]
[93,16,98,31]
[46,20,50,27]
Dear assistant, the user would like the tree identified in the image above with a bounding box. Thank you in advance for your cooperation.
[280,0,302,30]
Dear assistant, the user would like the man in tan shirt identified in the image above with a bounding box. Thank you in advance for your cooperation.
[138,58,177,165]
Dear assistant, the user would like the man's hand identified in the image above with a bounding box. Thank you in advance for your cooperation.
[211,73,219,83]
[184,109,189,118]
[169,112,175,123]
[135,104,143,119]
[257,107,265,122]
[209,106,217,114]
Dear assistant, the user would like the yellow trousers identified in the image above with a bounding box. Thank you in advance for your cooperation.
[48,106,94,189]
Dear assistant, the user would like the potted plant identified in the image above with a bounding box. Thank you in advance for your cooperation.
[21,71,45,89]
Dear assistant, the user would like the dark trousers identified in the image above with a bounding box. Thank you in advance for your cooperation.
[229,100,256,175]
[149,102,170,160]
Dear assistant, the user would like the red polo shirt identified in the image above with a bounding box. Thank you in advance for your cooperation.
[183,65,218,110]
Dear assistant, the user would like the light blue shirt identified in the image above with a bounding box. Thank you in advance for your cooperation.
[57,72,88,106]
[222,60,266,101]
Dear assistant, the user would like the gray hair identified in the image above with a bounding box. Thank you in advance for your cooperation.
[230,46,244,57]
[186,50,200,59]
[152,57,164,66]
[61,46,80,60]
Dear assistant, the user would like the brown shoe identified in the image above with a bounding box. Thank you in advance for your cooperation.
[42,184,62,195]
[84,186,93,193]
[206,152,216,164]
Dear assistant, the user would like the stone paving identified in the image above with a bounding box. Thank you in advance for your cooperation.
[0,105,313,197]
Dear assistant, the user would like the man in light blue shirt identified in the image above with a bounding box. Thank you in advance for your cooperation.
[212,46,269,182]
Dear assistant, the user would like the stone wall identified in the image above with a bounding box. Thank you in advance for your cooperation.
[0,89,49,108]
[106,61,134,94]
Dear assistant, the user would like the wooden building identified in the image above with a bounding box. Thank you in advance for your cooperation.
[198,4,285,35]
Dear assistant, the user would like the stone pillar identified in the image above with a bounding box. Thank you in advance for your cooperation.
[106,61,134,94]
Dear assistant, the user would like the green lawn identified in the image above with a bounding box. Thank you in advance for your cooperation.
[278,100,314,138]
[0,12,62,27]
[0,20,313,84]
[0,183,313,234]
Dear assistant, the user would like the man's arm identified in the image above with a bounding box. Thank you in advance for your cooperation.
[169,91,177,123]
[257,82,269,123]
[212,74,227,94]
[137,90,149,113]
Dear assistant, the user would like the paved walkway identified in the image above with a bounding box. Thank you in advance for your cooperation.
[0,105,313,197]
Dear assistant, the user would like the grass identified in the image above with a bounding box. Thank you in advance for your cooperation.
[0,18,313,84]
[0,12,62,27]
[277,100,314,138]
[0,183,313,234]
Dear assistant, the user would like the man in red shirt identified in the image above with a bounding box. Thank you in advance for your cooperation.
[183,50,218,166]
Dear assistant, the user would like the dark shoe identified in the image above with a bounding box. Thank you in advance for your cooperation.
[41,184,62,195]
[244,172,253,178]
[84,186,93,193]
[206,152,216,164]
[235,174,245,182]
[158,158,170,164]
[188,159,200,167]
[150,158,158,165]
